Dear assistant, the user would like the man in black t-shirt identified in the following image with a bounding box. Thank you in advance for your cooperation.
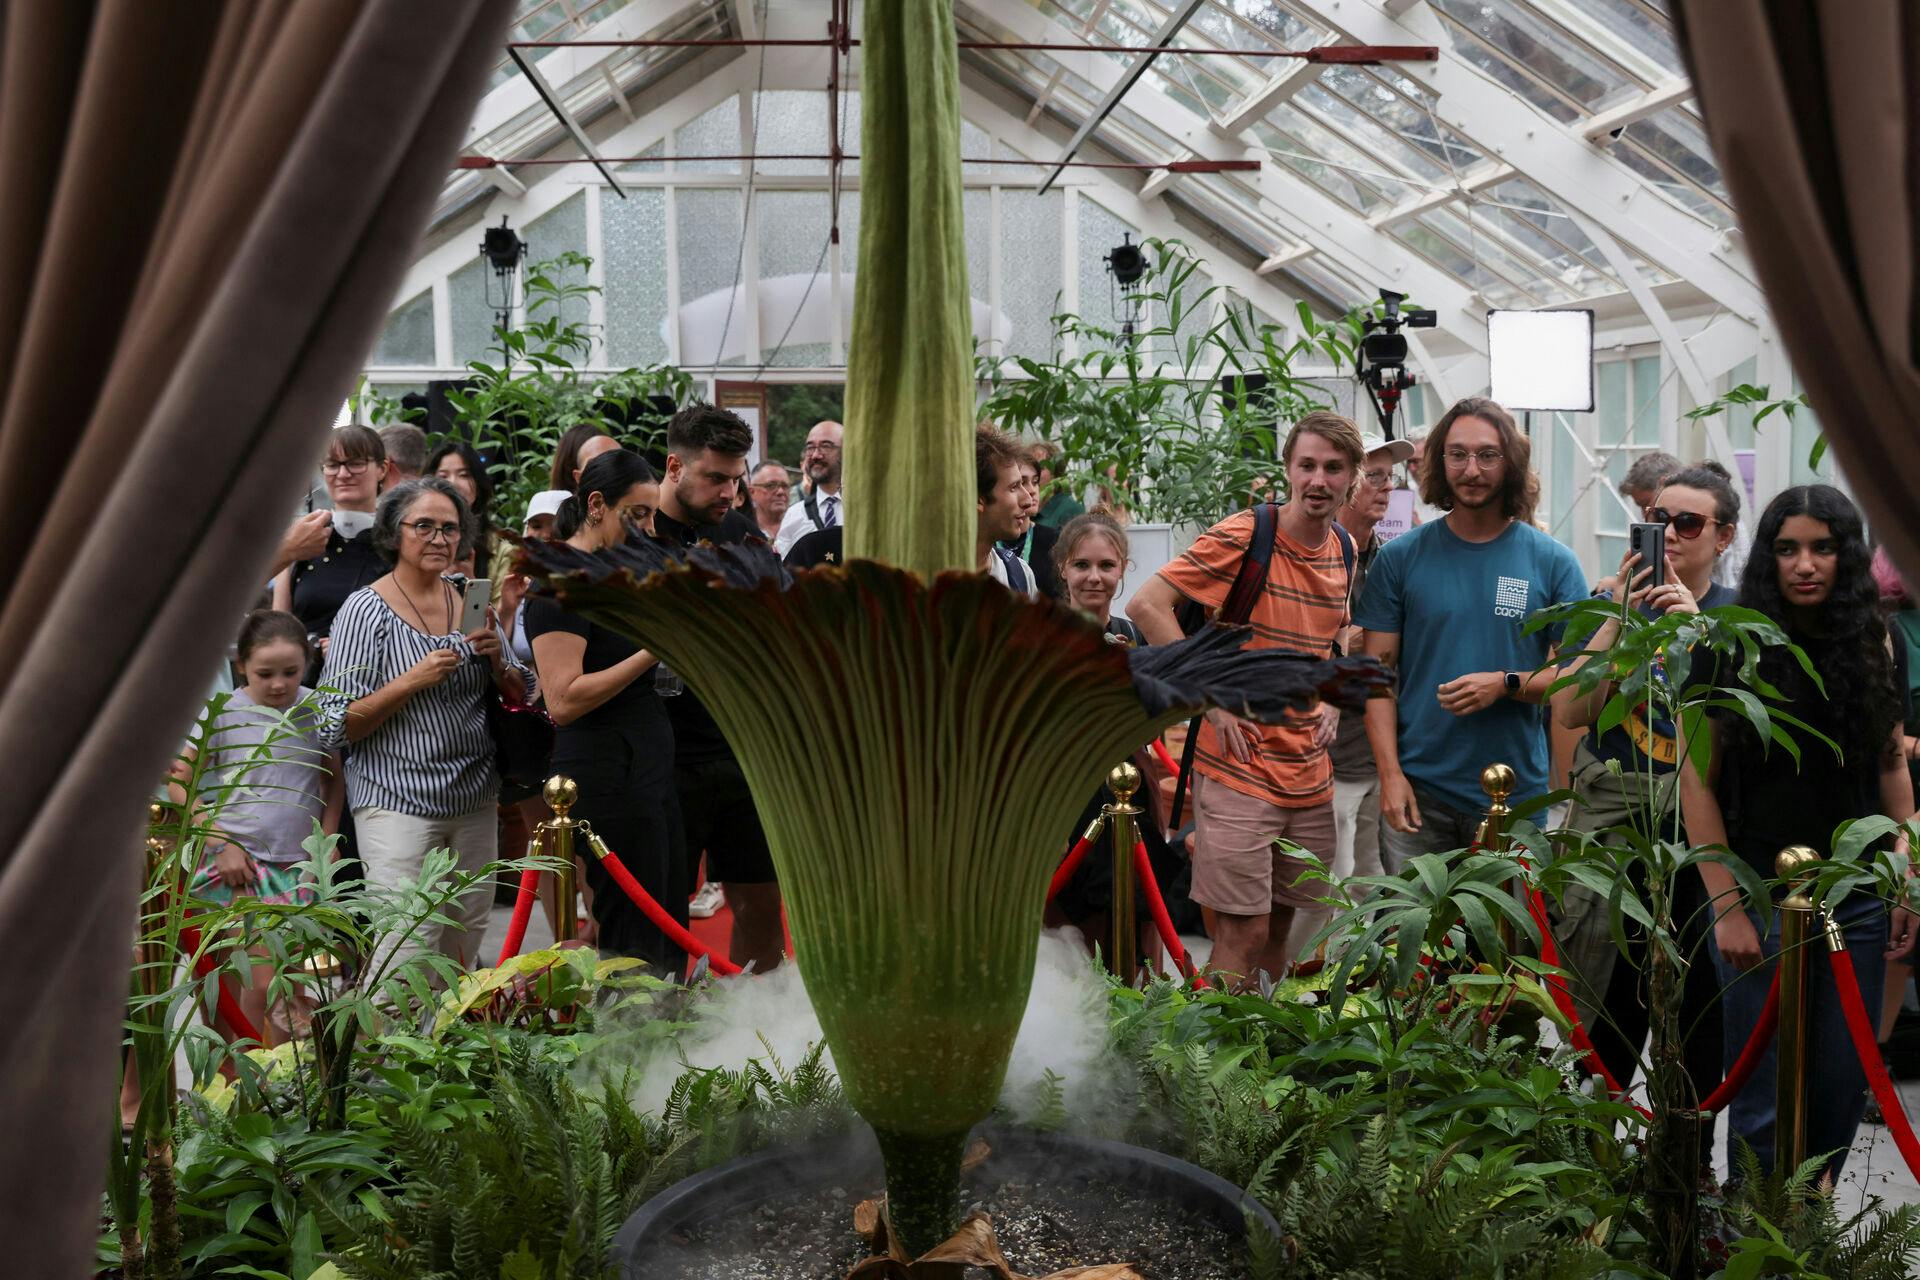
[652,404,784,973]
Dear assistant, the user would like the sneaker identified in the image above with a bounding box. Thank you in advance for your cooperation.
[689,882,725,919]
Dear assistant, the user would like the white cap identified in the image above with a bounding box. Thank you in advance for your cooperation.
[1357,432,1415,465]
[525,489,571,521]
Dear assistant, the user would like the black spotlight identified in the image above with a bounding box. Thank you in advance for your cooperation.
[1105,234,1147,287]
[481,216,526,274]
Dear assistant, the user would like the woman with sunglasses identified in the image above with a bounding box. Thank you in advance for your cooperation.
[1551,463,1741,1102]
[272,425,389,683]
[321,479,534,976]
[1680,484,1918,1180]
[524,450,692,973]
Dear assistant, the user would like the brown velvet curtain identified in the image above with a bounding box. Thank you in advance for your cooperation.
[0,2,512,1272]
[1673,2,1920,580]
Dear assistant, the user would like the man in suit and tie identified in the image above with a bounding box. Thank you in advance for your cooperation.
[774,420,845,556]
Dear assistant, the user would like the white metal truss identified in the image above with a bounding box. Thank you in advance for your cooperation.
[1275,0,1763,322]
[962,0,1489,358]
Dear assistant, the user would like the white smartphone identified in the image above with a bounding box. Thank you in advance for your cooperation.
[459,578,491,635]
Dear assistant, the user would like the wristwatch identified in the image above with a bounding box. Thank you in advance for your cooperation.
[1503,671,1522,698]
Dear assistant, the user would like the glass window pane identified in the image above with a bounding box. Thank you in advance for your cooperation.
[676,188,745,366]
[1579,0,1686,79]
[603,188,670,367]
[753,90,857,178]
[1429,0,1635,110]
[1616,107,1730,208]
[1294,84,1448,184]
[449,256,498,367]
[757,191,834,367]
[1001,189,1064,362]
[1317,66,1485,174]
[522,192,590,328]
[371,289,434,367]
[675,97,739,174]
[1630,355,1661,446]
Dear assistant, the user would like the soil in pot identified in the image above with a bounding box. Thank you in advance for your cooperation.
[658,1157,1254,1279]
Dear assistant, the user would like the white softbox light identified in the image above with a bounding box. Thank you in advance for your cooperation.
[1487,309,1595,413]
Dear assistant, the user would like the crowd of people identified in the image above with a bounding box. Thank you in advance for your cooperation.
[174,393,1917,1181]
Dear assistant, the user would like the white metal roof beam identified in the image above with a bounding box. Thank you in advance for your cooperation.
[1212,59,1322,137]
[1580,79,1694,143]
[1277,0,1764,322]
[1366,160,1513,227]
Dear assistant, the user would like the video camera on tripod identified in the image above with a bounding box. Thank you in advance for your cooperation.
[1356,289,1435,440]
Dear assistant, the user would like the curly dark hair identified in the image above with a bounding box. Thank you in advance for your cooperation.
[1732,484,1899,768]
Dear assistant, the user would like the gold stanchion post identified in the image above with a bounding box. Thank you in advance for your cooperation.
[1106,762,1142,983]
[543,775,579,944]
[1476,763,1516,952]
[1775,845,1820,1174]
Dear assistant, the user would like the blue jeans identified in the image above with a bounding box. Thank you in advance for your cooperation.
[1710,896,1887,1181]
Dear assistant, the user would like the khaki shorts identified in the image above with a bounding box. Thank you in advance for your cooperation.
[1189,773,1337,915]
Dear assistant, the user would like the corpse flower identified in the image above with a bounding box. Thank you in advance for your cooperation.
[521,0,1391,1263]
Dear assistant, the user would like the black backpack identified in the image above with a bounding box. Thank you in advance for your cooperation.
[1166,505,1355,829]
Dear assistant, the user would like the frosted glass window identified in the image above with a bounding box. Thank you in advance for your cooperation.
[602,188,670,366]
[1076,197,1141,344]
[1000,189,1063,362]
[371,289,434,367]
[616,138,667,177]
[675,98,739,174]
[754,90,837,177]
[677,188,746,365]
[523,192,590,329]
[757,191,835,366]
[1596,355,1662,536]
[449,257,499,367]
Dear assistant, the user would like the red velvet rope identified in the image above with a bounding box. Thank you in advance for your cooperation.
[1047,836,1095,903]
[1829,946,1920,1180]
[1150,738,1180,779]
[175,925,265,1044]
[494,866,544,967]
[1133,839,1208,989]
[592,843,744,976]
[1698,967,1780,1114]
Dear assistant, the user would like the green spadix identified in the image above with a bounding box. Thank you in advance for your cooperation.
[524,1,1390,1263]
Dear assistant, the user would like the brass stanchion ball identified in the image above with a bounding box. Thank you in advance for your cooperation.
[1108,760,1141,803]
[543,774,579,817]
[1776,844,1821,881]
[1480,762,1515,802]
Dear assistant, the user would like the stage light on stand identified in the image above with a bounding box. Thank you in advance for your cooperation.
[1355,289,1436,439]
[479,215,528,336]
[1105,233,1149,347]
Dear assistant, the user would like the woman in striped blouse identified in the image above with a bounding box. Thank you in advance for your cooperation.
[321,477,534,971]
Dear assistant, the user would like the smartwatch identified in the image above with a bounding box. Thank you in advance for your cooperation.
[1503,671,1521,697]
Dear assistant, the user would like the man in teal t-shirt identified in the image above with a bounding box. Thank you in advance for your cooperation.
[1351,398,1586,871]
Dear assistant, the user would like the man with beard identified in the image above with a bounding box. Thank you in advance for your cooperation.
[1353,397,1585,872]
[774,420,844,556]
[1286,431,1415,959]
[1128,412,1363,987]
[976,425,1038,598]
[652,404,784,970]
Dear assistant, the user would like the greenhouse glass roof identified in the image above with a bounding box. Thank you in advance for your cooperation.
[445,0,1749,342]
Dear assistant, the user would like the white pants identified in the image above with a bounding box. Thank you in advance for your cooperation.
[1285,774,1382,965]
[355,803,498,974]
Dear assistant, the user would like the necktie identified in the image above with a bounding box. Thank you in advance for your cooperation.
[823,495,840,527]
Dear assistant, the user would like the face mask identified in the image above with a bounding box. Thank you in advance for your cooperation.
[330,509,374,539]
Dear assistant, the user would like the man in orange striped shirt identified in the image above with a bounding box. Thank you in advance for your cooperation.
[1129,412,1364,986]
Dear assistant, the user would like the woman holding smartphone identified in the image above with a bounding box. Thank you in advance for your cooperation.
[321,478,534,972]
[524,450,690,972]
[1551,463,1740,1103]
[1680,484,1918,1179]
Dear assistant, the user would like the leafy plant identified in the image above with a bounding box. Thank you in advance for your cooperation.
[978,238,1363,529]
[1699,1145,1920,1278]
[1685,381,1824,470]
[438,251,694,526]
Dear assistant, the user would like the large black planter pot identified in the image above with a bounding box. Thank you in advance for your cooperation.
[615,1125,1280,1278]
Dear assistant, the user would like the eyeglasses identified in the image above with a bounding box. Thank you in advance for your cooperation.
[1443,448,1505,469]
[1362,468,1393,487]
[1649,507,1722,540]
[402,520,463,544]
[321,458,373,476]
[749,482,789,493]
[800,442,842,456]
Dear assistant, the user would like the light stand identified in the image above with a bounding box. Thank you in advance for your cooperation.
[1105,234,1148,348]
[480,216,528,337]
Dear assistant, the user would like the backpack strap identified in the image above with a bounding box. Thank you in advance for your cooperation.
[1170,502,1279,830]
[996,546,1033,595]
[803,491,825,532]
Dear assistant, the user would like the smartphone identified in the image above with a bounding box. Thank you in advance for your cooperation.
[459,578,491,635]
[1628,522,1667,589]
